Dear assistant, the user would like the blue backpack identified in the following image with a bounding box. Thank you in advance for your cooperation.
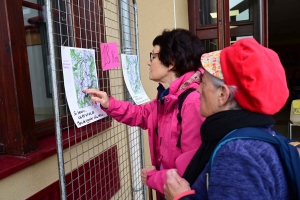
[206,127,300,199]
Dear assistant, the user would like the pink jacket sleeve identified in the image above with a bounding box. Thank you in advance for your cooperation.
[103,96,156,130]
[146,92,205,193]
[146,169,168,193]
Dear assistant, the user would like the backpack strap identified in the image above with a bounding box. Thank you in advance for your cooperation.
[207,128,278,173]
[206,127,300,199]
[176,88,196,147]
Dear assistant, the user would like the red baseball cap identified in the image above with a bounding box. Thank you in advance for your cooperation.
[201,38,289,115]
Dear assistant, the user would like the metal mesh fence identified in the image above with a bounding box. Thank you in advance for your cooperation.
[45,0,145,199]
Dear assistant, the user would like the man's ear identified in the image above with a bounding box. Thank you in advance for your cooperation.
[218,84,231,106]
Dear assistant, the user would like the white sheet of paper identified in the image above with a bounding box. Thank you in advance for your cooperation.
[121,54,150,105]
[61,46,107,128]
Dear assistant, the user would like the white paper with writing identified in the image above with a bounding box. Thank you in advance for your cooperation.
[61,46,107,128]
[121,54,150,105]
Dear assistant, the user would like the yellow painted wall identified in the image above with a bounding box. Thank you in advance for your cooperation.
[138,0,188,98]
[0,1,189,199]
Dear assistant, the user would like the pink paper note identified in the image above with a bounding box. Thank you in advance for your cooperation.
[100,42,120,71]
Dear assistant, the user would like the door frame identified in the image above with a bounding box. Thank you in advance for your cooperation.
[188,0,268,49]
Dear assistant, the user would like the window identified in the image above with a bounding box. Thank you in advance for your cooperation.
[199,0,217,25]
[0,0,110,156]
[188,0,268,50]
[23,0,55,122]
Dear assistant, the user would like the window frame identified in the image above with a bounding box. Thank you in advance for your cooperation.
[0,0,111,156]
[0,0,37,155]
[188,0,268,49]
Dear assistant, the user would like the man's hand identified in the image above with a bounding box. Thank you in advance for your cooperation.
[141,165,156,184]
[164,169,191,200]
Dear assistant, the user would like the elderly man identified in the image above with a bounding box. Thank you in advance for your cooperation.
[164,38,292,200]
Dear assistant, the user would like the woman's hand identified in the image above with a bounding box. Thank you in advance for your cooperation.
[83,89,110,109]
[164,169,191,200]
[141,165,156,184]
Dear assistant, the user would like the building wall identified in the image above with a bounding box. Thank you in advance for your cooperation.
[0,1,189,199]
[0,155,59,199]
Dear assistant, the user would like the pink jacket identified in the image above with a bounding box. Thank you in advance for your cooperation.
[103,70,205,196]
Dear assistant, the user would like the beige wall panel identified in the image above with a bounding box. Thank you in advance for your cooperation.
[174,0,189,29]
[138,0,175,100]
[0,155,59,199]
[138,0,189,98]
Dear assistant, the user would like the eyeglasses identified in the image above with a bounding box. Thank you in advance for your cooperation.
[150,52,159,62]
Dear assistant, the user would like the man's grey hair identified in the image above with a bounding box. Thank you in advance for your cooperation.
[209,73,241,110]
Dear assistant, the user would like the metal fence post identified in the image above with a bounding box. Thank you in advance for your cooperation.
[45,0,66,199]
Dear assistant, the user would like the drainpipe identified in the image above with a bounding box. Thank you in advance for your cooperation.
[119,0,143,199]
[132,1,147,199]
[119,0,133,54]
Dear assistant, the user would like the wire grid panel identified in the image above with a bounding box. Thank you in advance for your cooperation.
[50,0,144,199]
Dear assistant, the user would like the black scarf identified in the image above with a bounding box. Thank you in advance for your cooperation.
[182,110,275,185]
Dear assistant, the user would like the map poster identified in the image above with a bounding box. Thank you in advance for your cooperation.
[61,46,107,128]
[121,54,150,105]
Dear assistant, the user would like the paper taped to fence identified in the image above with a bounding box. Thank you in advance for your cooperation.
[121,54,150,105]
[100,42,120,71]
[61,46,107,128]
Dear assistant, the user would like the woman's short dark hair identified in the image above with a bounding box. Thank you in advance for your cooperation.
[152,29,205,77]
